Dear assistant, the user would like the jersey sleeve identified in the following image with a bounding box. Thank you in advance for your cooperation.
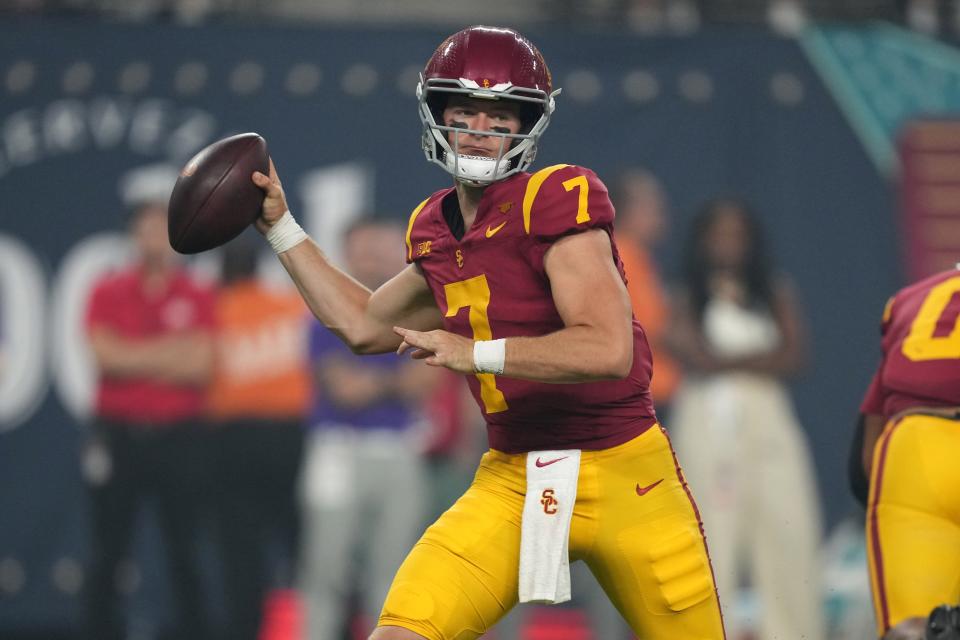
[859,369,885,415]
[879,294,894,336]
[522,164,615,244]
[859,295,896,415]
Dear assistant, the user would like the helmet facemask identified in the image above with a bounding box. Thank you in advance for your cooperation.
[417,76,560,186]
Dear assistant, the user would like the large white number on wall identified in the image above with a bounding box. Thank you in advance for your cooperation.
[0,235,47,432]
[298,162,372,269]
[50,233,130,423]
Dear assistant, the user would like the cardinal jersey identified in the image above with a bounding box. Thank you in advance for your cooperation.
[860,268,960,420]
[405,164,657,453]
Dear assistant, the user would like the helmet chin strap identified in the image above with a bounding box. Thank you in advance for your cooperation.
[444,153,511,186]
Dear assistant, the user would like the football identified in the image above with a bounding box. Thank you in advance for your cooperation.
[167,132,269,254]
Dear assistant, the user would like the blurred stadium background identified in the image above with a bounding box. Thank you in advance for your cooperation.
[1,0,959,638]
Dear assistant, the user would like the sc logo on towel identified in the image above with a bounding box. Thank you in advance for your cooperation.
[540,489,559,515]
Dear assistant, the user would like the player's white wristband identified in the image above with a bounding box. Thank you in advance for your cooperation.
[474,338,506,375]
[266,210,308,254]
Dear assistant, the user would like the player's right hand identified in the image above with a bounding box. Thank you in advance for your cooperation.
[251,157,289,235]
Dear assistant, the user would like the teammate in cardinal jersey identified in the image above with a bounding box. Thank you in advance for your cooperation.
[852,267,960,640]
[252,25,724,640]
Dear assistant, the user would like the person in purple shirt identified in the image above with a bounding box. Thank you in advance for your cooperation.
[299,219,438,640]
[307,325,415,433]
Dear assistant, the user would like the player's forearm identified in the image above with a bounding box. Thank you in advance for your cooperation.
[502,325,632,383]
[152,334,214,384]
[277,239,394,353]
[93,331,213,384]
[91,331,167,378]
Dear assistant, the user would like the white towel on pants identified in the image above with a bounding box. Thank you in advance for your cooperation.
[518,449,581,604]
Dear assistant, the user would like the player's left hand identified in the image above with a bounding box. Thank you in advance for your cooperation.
[394,326,474,374]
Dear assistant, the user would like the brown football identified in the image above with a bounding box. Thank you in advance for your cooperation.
[167,132,269,254]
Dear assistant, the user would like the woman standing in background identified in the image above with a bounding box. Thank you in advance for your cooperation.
[667,198,824,640]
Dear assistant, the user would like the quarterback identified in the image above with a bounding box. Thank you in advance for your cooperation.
[854,266,960,639]
[253,26,724,640]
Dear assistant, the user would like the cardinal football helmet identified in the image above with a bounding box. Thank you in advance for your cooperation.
[417,26,561,186]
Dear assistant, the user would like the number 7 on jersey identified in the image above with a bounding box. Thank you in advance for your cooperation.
[443,275,508,414]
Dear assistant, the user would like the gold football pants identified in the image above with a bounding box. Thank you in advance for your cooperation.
[868,413,960,637]
[378,426,725,639]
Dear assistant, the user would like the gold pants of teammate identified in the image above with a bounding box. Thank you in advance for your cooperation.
[378,426,725,639]
[868,413,960,636]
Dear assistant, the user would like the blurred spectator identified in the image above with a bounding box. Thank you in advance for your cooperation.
[299,218,436,640]
[205,235,310,640]
[612,168,681,413]
[665,198,824,640]
[82,199,215,640]
[418,368,485,522]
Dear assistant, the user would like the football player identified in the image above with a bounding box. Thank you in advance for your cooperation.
[852,266,960,639]
[881,604,960,640]
[252,26,724,640]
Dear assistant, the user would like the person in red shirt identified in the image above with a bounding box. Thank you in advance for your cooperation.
[852,266,960,640]
[249,26,723,640]
[83,199,215,640]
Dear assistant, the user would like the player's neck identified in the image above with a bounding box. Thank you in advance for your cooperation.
[455,181,486,231]
[139,258,175,294]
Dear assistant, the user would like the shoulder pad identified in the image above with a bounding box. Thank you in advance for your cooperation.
[521,164,614,239]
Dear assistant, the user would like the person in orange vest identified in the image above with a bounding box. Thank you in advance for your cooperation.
[612,169,681,412]
[206,235,311,640]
